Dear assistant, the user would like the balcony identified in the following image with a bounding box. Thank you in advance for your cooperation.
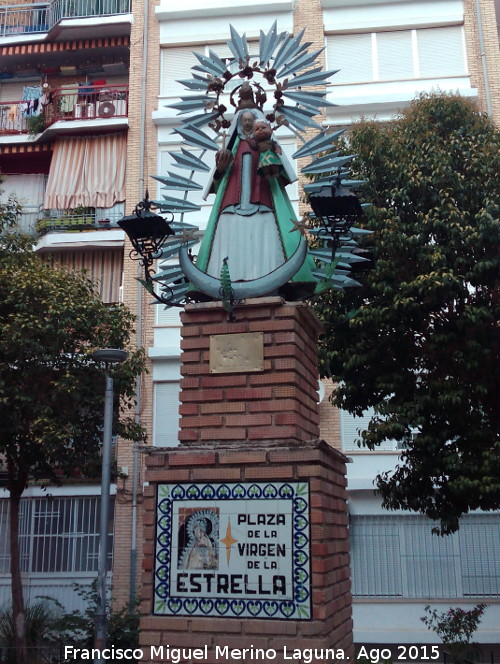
[0,0,131,38]
[48,83,128,123]
[0,84,128,137]
[35,206,123,237]
[0,102,30,134]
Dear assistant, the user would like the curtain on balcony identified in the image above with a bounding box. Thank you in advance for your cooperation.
[43,133,126,209]
[0,173,47,232]
[46,248,123,303]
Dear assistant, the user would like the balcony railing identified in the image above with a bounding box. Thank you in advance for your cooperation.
[0,0,131,38]
[50,0,131,23]
[0,85,128,136]
[0,3,49,36]
[0,101,30,134]
[36,207,123,236]
[50,84,128,123]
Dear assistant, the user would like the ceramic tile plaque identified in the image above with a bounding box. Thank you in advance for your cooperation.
[154,482,311,619]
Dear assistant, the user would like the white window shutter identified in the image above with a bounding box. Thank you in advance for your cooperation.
[401,519,459,597]
[340,409,395,451]
[326,34,373,84]
[377,30,414,81]
[161,46,201,98]
[0,82,25,102]
[351,515,500,598]
[417,26,466,78]
[340,409,374,451]
[156,300,182,326]
[154,382,181,447]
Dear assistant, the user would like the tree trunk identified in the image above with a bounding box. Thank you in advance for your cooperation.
[9,487,27,664]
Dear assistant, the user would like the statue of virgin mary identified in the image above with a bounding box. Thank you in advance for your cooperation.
[193,103,315,290]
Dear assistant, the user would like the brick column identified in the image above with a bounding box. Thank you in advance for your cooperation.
[464,0,500,124]
[140,442,353,663]
[139,297,353,662]
[179,297,323,445]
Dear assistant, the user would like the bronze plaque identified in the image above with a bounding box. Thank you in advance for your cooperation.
[209,332,264,373]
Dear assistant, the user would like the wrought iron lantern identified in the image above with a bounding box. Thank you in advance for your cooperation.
[309,171,364,261]
[118,192,176,304]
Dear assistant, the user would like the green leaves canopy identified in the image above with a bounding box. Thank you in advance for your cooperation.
[0,222,146,494]
[315,94,500,533]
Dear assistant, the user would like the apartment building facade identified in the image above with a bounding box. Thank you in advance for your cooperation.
[118,0,500,646]
[0,0,499,648]
[0,0,132,611]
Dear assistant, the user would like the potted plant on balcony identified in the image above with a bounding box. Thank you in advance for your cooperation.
[35,218,51,235]
[65,206,94,230]
[27,114,47,136]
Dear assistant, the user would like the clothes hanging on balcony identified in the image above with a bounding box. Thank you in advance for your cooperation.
[22,86,43,116]
[58,84,78,114]
[22,86,41,100]
[8,105,18,122]
[43,134,126,209]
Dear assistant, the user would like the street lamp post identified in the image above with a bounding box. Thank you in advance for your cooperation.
[92,348,128,663]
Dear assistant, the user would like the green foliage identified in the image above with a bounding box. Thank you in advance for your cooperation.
[0,183,22,233]
[0,184,146,660]
[314,94,500,534]
[0,590,140,664]
[39,584,140,655]
[53,581,139,648]
[0,601,61,663]
[26,114,47,136]
[421,604,487,662]
[0,217,147,491]
[0,602,54,646]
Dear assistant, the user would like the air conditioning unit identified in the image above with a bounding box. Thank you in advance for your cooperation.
[98,101,116,118]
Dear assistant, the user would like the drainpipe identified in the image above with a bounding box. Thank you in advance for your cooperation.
[129,442,139,608]
[475,0,493,116]
[129,0,150,611]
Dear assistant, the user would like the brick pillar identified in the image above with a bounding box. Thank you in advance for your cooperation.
[139,297,353,662]
[140,442,353,663]
[179,297,323,445]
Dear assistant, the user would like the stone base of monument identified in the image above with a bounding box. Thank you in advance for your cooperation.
[139,299,353,662]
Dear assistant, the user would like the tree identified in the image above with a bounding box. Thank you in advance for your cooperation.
[315,94,500,534]
[421,603,487,663]
[0,202,146,664]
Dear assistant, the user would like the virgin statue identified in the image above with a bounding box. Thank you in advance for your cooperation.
[193,105,315,292]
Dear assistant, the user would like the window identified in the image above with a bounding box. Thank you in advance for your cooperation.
[340,410,419,452]
[459,518,500,596]
[351,515,500,598]
[0,496,113,574]
[340,409,397,452]
[351,518,402,596]
[0,173,47,233]
[153,382,181,447]
[160,42,260,98]
[327,26,466,84]
[161,46,201,98]
[156,298,182,326]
